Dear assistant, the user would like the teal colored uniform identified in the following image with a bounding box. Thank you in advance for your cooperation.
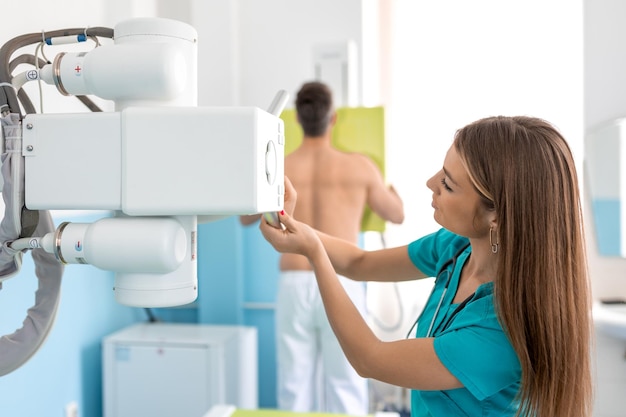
[407,228,521,416]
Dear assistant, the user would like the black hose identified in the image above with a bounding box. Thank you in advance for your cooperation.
[76,96,103,112]
[9,54,48,72]
[16,89,35,115]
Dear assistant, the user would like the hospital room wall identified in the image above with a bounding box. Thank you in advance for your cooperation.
[187,0,375,107]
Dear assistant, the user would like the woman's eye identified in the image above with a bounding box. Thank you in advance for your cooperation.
[441,178,452,191]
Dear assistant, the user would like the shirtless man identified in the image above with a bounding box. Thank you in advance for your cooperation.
[240,81,404,415]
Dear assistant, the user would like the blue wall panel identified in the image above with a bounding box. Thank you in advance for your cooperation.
[241,221,280,408]
[591,199,621,256]
[197,217,244,324]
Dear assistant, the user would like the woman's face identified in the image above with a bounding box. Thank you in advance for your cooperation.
[426,145,493,238]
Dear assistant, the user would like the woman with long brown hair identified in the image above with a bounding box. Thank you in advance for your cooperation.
[260,115,593,416]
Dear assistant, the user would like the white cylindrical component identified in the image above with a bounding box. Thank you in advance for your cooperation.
[114,17,197,44]
[113,215,197,308]
[45,34,86,45]
[54,217,186,273]
[11,69,40,90]
[267,90,290,116]
[38,65,53,86]
[86,44,186,100]
[39,43,187,101]
[85,217,186,273]
[39,232,55,253]
[54,222,89,263]
[113,17,198,108]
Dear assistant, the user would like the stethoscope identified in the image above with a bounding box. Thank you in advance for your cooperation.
[405,242,473,339]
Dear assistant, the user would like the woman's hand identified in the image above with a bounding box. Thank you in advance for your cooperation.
[283,176,297,216]
[260,208,321,259]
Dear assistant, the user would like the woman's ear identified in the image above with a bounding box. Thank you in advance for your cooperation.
[488,214,498,233]
[489,218,497,229]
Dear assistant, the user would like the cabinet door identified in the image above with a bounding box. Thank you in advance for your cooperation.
[110,344,216,417]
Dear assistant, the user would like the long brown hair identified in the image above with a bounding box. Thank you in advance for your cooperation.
[454,116,593,416]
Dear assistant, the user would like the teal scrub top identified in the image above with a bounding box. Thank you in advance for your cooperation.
[407,228,521,416]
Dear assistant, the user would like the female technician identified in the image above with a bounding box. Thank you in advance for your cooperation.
[260,116,593,417]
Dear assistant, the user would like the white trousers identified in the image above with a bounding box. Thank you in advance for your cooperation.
[275,270,369,416]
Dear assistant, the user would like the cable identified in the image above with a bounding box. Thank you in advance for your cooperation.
[8,236,44,251]
[75,96,102,112]
[365,232,405,333]
[8,53,48,72]
[144,308,160,323]
[16,89,36,115]
[33,42,45,113]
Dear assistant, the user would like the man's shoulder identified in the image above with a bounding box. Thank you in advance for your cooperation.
[336,149,378,166]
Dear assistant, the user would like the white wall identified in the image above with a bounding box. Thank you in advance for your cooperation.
[584,0,626,301]
[384,0,584,249]
[189,0,377,109]
[0,1,106,38]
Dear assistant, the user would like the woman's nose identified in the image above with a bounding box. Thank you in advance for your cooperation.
[426,174,437,192]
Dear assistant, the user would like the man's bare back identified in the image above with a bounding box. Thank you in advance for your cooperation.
[281,139,404,271]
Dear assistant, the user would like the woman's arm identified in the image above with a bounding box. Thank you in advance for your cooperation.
[260,211,461,390]
[280,174,426,282]
[316,230,427,282]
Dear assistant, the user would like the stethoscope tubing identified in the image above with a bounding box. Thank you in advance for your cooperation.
[405,242,471,339]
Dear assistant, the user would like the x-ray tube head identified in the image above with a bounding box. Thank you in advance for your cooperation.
[34,17,198,109]
[39,215,198,307]
[44,217,187,273]
[38,43,188,102]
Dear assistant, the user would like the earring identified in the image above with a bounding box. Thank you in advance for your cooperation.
[490,227,499,254]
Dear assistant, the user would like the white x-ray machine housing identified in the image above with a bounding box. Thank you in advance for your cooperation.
[8,17,286,308]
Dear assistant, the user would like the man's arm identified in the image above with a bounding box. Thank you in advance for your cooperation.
[239,214,261,226]
[361,157,404,224]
